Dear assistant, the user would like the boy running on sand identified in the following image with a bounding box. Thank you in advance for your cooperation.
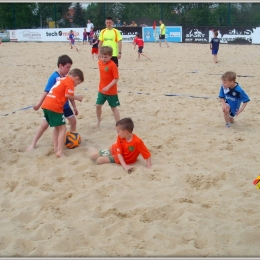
[133,33,151,61]
[68,30,79,52]
[41,69,84,157]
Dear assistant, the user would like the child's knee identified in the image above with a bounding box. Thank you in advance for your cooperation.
[96,157,105,164]
[90,152,99,161]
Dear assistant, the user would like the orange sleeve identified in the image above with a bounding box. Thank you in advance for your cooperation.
[111,62,119,79]
[137,139,151,159]
[65,81,74,97]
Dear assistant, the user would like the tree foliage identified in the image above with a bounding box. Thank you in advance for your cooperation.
[1,3,260,30]
[72,3,85,27]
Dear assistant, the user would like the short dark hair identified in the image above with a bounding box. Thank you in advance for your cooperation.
[68,68,84,82]
[57,55,72,67]
[106,16,113,21]
[116,118,134,132]
[136,33,141,38]
[214,31,218,36]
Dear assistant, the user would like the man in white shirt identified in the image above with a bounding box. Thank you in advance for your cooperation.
[86,19,94,42]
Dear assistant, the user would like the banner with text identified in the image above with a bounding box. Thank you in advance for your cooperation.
[9,27,142,43]
[142,26,182,43]
[183,26,260,44]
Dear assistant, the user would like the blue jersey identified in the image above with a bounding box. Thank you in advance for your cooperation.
[218,83,250,116]
[44,71,70,109]
[69,33,75,43]
[210,37,220,50]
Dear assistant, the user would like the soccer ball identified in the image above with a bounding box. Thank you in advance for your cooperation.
[64,131,81,149]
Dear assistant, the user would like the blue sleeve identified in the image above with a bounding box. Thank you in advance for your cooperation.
[218,86,225,98]
[239,88,250,103]
[44,72,60,92]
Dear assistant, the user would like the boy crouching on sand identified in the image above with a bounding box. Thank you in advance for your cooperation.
[90,118,152,172]
[219,71,250,128]
[41,69,84,157]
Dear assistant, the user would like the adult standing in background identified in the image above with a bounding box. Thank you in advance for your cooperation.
[98,17,123,67]
[129,21,137,27]
[115,19,122,27]
[159,20,169,48]
[86,19,94,42]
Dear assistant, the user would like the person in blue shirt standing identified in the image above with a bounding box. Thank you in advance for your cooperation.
[210,31,220,63]
[218,71,250,128]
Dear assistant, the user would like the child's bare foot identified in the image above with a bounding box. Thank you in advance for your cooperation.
[56,152,66,158]
[25,145,35,152]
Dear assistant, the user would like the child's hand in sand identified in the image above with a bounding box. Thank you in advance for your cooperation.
[123,165,135,173]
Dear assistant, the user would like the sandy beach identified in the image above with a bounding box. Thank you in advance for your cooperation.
[0,40,260,257]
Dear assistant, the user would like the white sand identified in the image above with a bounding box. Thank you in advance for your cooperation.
[0,41,260,256]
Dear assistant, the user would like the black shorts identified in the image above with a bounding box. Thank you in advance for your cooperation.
[111,56,118,67]
[138,46,143,53]
[63,106,74,118]
[159,34,165,40]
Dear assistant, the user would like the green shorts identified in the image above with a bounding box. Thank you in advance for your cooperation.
[99,148,115,163]
[43,109,66,127]
[96,92,120,107]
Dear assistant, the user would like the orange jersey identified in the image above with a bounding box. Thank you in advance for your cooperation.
[110,134,151,164]
[98,59,119,95]
[41,76,75,113]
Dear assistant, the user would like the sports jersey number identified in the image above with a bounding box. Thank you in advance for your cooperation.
[49,80,61,94]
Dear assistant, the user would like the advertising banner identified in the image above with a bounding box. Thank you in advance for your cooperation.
[10,27,142,43]
[209,27,260,44]
[183,27,209,43]
[0,30,10,42]
[143,26,182,43]
[183,26,260,44]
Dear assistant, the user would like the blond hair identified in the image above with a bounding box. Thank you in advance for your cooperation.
[100,46,113,56]
[221,71,236,82]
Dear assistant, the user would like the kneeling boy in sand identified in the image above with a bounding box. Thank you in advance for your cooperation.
[90,118,152,172]
[41,69,84,157]
[219,71,250,128]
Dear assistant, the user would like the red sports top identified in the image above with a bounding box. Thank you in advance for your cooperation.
[134,37,144,47]
[110,134,151,164]
[42,76,75,113]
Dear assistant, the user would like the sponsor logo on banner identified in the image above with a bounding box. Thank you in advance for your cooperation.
[143,26,182,42]
[22,30,42,40]
[184,28,208,42]
[209,28,253,44]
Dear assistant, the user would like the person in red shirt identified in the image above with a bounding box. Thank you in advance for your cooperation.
[133,33,151,61]
[41,69,84,158]
[95,45,120,127]
[90,118,152,172]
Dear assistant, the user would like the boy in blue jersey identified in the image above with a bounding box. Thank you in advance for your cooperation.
[26,55,79,151]
[210,31,220,63]
[219,71,250,128]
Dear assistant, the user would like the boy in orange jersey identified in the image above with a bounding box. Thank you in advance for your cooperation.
[133,33,151,61]
[41,69,84,157]
[95,45,120,127]
[90,118,152,172]
[26,55,79,152]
